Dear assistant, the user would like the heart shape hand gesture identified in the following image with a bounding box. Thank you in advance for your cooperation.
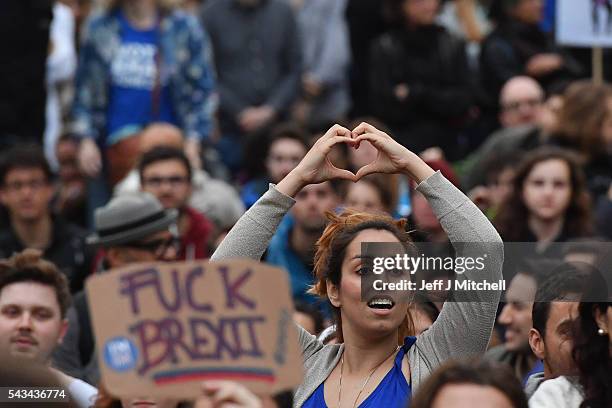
[276,122,435,197]
[295,124,359,185]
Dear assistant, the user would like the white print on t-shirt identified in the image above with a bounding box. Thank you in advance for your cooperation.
[111,43,157,89]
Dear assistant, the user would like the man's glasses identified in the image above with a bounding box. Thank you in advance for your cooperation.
[142,176,189,188]
[126,235,181,258]
[501,98,543,113]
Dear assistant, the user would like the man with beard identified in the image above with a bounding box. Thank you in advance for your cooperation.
[0,249,97,407]
[486,260,558,383]
[266,181,340,309]
[140,146,213,259]
[525,263,591,397]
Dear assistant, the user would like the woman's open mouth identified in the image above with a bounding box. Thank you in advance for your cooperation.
[367,297,395,310]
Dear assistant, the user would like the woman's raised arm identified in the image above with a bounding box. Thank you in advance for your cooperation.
[352,123,504,375]
[211,125,357,261]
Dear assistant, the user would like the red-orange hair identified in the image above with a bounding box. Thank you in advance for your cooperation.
[310,209,415,343]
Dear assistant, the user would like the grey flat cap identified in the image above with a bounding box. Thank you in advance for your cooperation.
[87,192,178,247]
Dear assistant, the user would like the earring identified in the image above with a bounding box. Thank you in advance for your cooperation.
[598,328,607,336]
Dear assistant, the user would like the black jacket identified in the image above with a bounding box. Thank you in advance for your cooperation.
[368,25,473,157]
[480,20,583,110]
[0,217,94,293]
[0,0,51,145]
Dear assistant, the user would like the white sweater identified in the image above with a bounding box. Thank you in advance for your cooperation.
[529,376,583,408]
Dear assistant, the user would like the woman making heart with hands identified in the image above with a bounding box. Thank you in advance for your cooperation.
[211,123,504,407]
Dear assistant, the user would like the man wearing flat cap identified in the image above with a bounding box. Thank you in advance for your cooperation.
[52,192,179,385]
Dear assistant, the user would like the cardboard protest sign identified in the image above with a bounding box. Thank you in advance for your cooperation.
[557,0,612,47]
[86,259,302,400]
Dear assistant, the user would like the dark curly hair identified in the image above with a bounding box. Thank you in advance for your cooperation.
[573,300,611,408]
[494,147,593,242]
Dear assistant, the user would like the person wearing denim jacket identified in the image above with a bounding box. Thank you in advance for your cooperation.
[72,6,216,146]
[71,1,216,226]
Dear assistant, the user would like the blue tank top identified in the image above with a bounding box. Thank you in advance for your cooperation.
[302,337,417,408]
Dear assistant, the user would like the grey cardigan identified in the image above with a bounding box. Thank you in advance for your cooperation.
[211,171,504,406]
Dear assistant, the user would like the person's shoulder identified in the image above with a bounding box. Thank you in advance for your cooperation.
[268,0,294,12]
[481,26,511,49]
[435,25,466,55]
[267,215,294,254]
[241,178,270,197]
[205,179,238,195]
[80,9,119,46]
[198,171,237,194]
[83,9,117,30]
[185,206,212,227]
[489,124,537,145]
[73,289,88,303]
[201,0,228,17]
[436,24,464,43]
[53,217,88,240]
[0,227,17,257]
[199,177,243,206]
[114,170,139,196]
[529,376,583,407]
[53,1,74,21]
[540,376,580,391]
[0,226,14,243]
[483,343,510,361]
[524,371,546,398]
[164,8,202,31]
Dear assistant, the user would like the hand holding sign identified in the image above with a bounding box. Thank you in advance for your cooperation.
[86,259,302,401]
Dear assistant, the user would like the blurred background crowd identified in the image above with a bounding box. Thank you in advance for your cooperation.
[0,0,611,406]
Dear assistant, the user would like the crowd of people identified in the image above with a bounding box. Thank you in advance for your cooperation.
[0,0,611,407]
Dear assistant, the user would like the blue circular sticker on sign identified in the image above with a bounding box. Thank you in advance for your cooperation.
[103,337,138,372]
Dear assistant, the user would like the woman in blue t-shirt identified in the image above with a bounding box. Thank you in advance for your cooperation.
[73,0,215,206]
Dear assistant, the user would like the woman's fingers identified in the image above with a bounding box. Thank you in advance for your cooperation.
[351,122,387,138]
[322,124,352,140]
[321,135,357,153]
[328,163,358,181]
[355,162,379,180]
[353,133,388,152]
[352,122,378,136]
